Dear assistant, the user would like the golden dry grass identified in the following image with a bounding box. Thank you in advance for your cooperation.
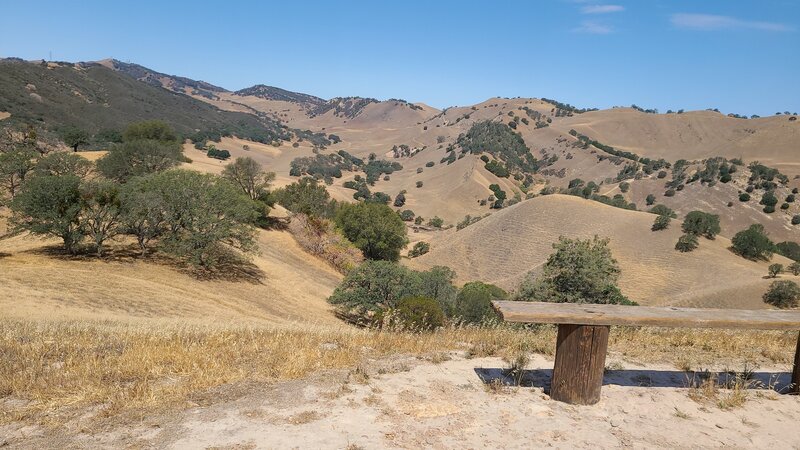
[1,318,796,427]
[408,194,793,308]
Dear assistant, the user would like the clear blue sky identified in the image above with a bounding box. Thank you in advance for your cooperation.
[1,0,798,115]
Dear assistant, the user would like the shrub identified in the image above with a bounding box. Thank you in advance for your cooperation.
[427,216,444,228]
[273,177,337,218]
[335,202,408,261]
[776,241,800,261]
[206,147,231,160]
[619,182,630,193]
[793,215,800,225]
[768,263,783,278]
[34,152,93,179]
[739,193,751,202]
[408,241,430,258]
[425,161,435,167]
[657,170,667,179]
[389,296,445,331]
[649,204,677,218]
[393,191,406,207]
[787,194,796,203]
[664,189,675,197]
[414,216,423,225]
[731,224,775,260]
[760,191,778,207]
[789,262,800,276]
[645,194,656,206]
[781,202,791,210]
[652,215,670,231]
[675,233,699,252]
[763,280,800,308]
[516,236,635,305]
[764,205,776,214]
[453,281,507,324]
[399,209,415,221]
[681,211,721,239]
[416,181,423,188]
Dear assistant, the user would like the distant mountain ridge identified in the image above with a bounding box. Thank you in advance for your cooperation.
[234,84,325,107]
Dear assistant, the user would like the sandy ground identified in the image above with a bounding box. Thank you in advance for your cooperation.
[5,353,798,449]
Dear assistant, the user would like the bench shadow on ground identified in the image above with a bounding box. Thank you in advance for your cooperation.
[474,367,796,394]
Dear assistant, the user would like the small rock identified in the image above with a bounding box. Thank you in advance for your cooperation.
[610,419,621,428]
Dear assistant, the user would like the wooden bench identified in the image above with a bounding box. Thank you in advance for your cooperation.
[492,301,800,405]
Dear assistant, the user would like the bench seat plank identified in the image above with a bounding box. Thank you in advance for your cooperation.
[492,301,800,330]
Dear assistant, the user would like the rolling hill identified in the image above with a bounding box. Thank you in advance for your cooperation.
[407,194,793,309]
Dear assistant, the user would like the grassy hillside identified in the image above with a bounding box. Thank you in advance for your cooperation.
[0,58,289,145]
[407,194,793,308]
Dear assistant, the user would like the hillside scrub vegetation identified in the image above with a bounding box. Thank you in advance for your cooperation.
[96,121,183,182]
[516,236,636,305]
[763,280,800,308]
[458,121,538,175]
[731,224,775,261]
[334,202,408,261]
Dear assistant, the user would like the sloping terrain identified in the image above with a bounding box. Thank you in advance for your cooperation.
[553,108,800,176]
[408,194,792,309]
[0,59,287,144]
[0,217,342,325]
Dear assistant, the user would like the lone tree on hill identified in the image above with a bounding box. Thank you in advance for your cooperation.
[515,236,636,305]
[768,263,784,278]
[763,280,800,309]
[731,224,775,260]
[335,201,408,261]
[681,211,721,239]
[10,174,83,253]
[221,156,276,201]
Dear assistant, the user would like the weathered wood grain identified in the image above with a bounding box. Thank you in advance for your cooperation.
[550,324,609,405]
[492,301,800,330]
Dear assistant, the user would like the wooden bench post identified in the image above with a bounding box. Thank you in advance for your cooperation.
[550,324,609,405]
[793,331,800,394]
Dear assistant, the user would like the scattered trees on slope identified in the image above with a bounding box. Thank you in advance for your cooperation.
[731,224,775,261]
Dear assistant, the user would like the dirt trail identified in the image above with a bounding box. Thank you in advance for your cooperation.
[5,354,798,449]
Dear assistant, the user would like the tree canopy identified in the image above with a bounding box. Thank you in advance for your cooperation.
[335,202,408,261]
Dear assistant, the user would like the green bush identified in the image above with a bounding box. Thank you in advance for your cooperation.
[273,177,337,218]
[454,281,506,324]
[776,241,800,261]
[427,216,444,228]
[651,215,670,231]
[681,211,720,239]
[763,280,800,308]
[10,174,83,253]
[335,202,408,261]
[768,263,783,278]
[764,205,776,214]
[789,262,800,276]
[793,215,800,225]
[97,139,182,182]
[739,193,751,202]
[731,224,775,260]
[645,194,656,206]
[675,233,699,252]
[399,209,415,221]
[408,241,430,258]
[649,204,677,218]
[516,236,635,305]
[389,296,445,331]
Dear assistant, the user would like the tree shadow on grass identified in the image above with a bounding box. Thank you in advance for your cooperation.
[27,243,266,284]
[474,367,796,394]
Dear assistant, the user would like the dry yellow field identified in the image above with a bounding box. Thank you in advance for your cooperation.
[408,194,793,309]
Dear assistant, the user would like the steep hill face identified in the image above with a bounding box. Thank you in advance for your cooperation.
[0,59,288,144]
[407,194,791,309]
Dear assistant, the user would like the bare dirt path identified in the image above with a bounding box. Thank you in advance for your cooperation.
[5,354,799,449]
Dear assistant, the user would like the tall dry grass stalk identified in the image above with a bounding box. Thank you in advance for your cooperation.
[0,319,796,425]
